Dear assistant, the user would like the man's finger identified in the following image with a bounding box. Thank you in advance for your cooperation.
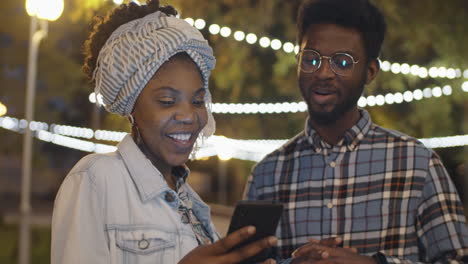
[293,236,345,259]
[225,236,278,263]
[292,243,326,259]
[296,243,360,260]
[312,237,342,247]
[261,258,277,264]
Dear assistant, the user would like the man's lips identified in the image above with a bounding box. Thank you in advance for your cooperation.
[310,88,337,104]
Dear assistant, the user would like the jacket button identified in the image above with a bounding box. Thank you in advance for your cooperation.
[138,238,149,250]
[165,192,175,202]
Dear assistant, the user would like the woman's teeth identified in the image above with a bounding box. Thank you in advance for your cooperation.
[168,133,191,141]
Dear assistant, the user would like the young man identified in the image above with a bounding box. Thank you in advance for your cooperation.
[243,0,468,263]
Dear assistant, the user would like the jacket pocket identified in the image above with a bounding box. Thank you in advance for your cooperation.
[115,228,176,263]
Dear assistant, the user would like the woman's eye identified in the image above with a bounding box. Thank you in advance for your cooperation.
[193,99,205,106]
[159,100,175,105]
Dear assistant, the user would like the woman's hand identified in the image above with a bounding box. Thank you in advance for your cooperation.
[178,226,278,264]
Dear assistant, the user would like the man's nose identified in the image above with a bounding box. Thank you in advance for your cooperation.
[315,58,335,79]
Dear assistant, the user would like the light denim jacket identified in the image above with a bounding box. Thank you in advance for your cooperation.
[51,135,218,264]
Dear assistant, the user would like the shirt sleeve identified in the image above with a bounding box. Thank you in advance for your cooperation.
[243,168,289,263]
[51,171,110,264]
[242,173,258,200]
[384,153,468,263]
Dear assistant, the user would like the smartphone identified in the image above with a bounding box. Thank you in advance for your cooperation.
[227,200,284,264]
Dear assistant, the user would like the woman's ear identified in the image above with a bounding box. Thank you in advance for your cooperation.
[128,114,135,125]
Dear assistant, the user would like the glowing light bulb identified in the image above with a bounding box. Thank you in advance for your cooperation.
[375,95,385,106]
[394,93,403,103]
[418,68,428,78]
[403,91,413,102]
[390,63,401,74]
[463,82,468,92]
[89,92,96,104]
[410,65,419,76]
[0,102,7,117]
[246,33,257,44]
[366,95,376,106]
[259,37,270,48]
[429,67,438,78]
[233,31,245,41]
[194,19,206,29]
[283,42,294,53]
[184,18,194,26]
[270,39,282,50]
[220,26,231,37]
[294,45,300,54]
[413,89,423,100]
[384,93,394,104]
[357,97,367,107]
[432,87,442,97]
[423,88,432,98]
[400,63,410,74]
[208,24,220,35]
[442,85,452,95]
[380,61,390,72]
[26,0,64,21]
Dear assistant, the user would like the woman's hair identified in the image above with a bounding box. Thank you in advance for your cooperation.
[82,0,177,83]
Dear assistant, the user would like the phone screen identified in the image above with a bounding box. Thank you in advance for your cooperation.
[227,200,284,263]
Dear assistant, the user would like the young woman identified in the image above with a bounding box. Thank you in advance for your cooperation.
[51,1,277,263]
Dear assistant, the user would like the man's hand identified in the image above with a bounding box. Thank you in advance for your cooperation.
[178,226,278,264]
[290,237,376,264]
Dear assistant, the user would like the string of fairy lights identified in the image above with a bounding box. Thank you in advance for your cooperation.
[88,82,467,114]
[86,0,468,116]
[2,1,466,162]
[1,116,467,162]
[186,15,467,81]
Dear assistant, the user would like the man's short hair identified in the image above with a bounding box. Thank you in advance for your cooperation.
[297,0,386,61]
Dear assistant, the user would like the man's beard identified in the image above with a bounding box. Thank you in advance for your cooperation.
[308,81,365,126]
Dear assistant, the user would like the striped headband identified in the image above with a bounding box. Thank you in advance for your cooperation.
[93,10,216,137]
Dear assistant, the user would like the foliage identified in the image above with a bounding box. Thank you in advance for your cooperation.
[0,0,466,201]
[0,224,51,264]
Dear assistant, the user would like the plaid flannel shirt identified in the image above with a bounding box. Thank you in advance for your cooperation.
[244,110,468,263]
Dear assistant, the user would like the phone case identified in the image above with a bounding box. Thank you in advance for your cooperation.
[227,200,284,264]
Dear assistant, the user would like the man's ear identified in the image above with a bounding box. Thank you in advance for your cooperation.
[365,59,380,84]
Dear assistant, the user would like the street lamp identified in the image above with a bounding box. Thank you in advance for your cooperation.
[20,1,63,264]
[0,102,7,117]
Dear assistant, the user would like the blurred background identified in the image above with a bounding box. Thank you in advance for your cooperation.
[0,0,467,263]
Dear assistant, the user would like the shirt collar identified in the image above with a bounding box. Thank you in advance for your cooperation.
[117,134,189,202]
[305,109,372,152]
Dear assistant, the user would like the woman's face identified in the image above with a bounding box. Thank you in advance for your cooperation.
[132,54,207,173]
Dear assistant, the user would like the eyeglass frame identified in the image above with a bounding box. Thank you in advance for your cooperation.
[297,49,360,76]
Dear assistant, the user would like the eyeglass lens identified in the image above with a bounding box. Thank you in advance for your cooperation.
[300,50,355,75]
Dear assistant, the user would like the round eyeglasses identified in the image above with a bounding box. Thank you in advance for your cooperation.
[298,49,360,76]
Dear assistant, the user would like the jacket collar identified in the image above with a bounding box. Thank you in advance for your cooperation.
[117,134,188,202]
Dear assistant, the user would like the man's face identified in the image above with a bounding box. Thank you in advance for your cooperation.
[298,23,378,125]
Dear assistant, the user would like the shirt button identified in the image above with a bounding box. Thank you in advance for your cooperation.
[165,192,175,202]
[329,161,336,168]
[326,202,333,209]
